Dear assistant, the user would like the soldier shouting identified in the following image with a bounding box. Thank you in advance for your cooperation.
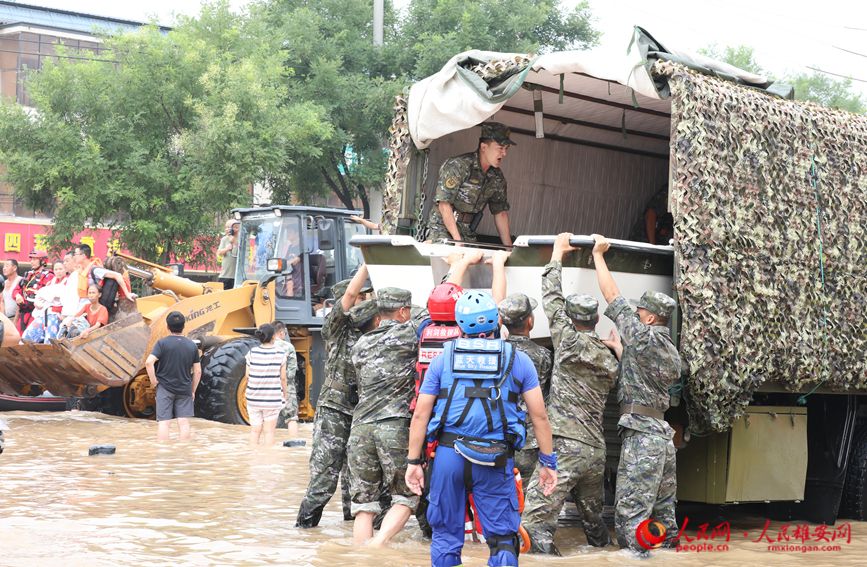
[426,122,515,245]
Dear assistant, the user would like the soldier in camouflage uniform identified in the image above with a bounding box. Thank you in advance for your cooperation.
[426,122,515,245]
[520,234,619,553]
[296,267,372,528]
[489,251,553,482]
[348,287,428,546]
[591,234,682,552]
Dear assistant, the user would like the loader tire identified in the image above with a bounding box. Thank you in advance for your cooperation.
[841,426,867,520]
[195,338,258,425]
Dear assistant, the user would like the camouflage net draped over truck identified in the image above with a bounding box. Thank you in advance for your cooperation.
[660,61,867,433]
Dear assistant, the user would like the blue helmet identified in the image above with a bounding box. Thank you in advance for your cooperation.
[455,291,499,335]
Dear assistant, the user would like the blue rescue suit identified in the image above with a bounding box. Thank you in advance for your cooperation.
[421,339,540,566]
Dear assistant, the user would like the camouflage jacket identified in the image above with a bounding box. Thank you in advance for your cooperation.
[317,303,360,415]
[427,151,509,241]
[351,312,426,425]
[542,261,619,448]
[604,296,682,438]
[507,335,553,450]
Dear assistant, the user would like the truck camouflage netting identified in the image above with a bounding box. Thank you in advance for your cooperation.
[660,60,867,433]
[382,53,866,435]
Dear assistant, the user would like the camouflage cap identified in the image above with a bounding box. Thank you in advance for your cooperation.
[376,287,412,309]
[565,294,599,322]
[497,293,537,326]
[637,290,676,319]
[331,279,352,300]
[480,122,516,146]
[349,299,378,327]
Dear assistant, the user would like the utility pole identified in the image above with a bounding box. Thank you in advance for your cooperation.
[373,0,383,46]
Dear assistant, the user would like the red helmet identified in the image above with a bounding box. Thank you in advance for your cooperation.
[29,250,48,259]
[427,282,464,322]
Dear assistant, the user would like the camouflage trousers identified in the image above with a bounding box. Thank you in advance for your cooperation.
[522,436,610,550]
[296,406,353,526]
[347,418,419,515]
[514,446,538,485]
[615,429,677,551]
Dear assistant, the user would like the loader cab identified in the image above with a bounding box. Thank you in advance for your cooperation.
[233,206,368,327]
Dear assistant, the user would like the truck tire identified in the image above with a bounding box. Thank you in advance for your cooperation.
[841,426,867,520]
[196,338,258,425]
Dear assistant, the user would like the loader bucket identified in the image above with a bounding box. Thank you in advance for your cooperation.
[0,312,150,397]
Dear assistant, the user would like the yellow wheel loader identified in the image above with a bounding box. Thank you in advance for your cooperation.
[0,206,369,424]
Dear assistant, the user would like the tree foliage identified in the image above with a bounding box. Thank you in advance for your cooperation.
[699,44,764,75]
[700,43,865,114]
[0,0,598,250]
[0,2,331,261]
[399,0,599,78]
[258,0,599,215]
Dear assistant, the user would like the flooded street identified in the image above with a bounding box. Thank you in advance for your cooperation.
[0,411,864,566]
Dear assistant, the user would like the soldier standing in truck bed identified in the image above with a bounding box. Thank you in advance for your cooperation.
[425,122,515,246]
[296,267,371,528]
[591,233,682,552]
[521,233,619,553]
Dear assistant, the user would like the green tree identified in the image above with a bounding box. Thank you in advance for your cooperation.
[257,0,408,217]
[787,72,866,114]
[699,44,764,75]
[400,0,599,79]
[0,2,332,262]
[259,0,599,215]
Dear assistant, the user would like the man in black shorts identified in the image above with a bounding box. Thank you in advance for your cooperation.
[146,311,201,441]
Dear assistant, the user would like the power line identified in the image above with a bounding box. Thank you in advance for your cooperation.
[806,65,867,84]
[833,45,867,58]
[0,47,117,63]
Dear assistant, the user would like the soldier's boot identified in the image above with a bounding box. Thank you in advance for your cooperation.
[295,502,324,528]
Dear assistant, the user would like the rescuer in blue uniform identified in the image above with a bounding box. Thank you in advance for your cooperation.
[406,291,558,567]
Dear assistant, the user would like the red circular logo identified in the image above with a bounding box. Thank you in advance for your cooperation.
[636,518,667,550]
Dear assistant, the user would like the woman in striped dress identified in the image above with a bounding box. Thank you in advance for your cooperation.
[245,323,288,446]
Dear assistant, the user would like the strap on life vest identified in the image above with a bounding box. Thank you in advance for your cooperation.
[431,341,518,446]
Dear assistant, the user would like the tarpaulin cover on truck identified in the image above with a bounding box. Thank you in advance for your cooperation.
[382,28,865,433]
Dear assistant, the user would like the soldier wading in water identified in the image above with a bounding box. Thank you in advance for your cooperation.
[591,234,682,552]
[296,266,372,527]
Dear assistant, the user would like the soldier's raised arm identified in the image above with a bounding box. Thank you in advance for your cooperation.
[542,233,577,349]
[340,263,369,312]
[490,250,510,304]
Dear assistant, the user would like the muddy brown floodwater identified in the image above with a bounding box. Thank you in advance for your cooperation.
[0,411,864,566]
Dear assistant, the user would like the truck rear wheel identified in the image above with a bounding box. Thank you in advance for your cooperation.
[195,338,258,425]
[841,426,867,520]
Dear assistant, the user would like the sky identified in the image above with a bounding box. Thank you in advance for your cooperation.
[14,0,867,96]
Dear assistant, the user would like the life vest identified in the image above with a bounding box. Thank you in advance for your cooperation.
[77,258,103,298]
[412,322,461,412]
[426,338,526,449]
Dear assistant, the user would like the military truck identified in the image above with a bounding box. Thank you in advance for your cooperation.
[0,206,368,424]
[351,27,866,524]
